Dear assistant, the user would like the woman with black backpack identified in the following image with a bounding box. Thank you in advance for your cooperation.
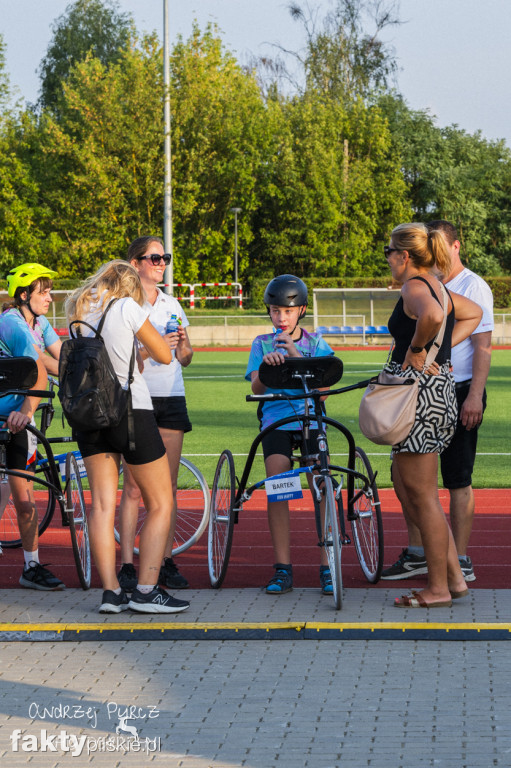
[65,260,190,615]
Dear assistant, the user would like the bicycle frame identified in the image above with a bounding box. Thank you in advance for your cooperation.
[239,387,371,519]
[0,419,71,526]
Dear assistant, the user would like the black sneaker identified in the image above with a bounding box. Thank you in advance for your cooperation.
[99,589,129,614]
[380,548,428,580]
[459,556,476,583]
[117,563,137,593]
[265,563,293,594]
[159,557,189,589]
[129,586,190,614]
[19,561,65,591]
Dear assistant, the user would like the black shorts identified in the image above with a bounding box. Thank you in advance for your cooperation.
[5,426,37,471]
[440,383,487,489]
[151,396,192,433]
[261,429,320,463]
[76,409,165,466]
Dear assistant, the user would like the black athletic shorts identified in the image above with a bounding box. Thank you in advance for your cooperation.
[151,396,192,433]
[5,424,37,471]
[440,383,487,489]
[75,408,165,466]
[261,429,320,463]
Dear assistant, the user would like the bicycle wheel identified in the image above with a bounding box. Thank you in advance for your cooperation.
[0,462,56,549]
[208,450,235,588]
[113,458,210,555]
[350,447,383,583]
[173,458,210,554]
[65,452,91,590]
[322,475,343,610]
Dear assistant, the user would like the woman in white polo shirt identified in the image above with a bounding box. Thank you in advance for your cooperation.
[117,236,194,594]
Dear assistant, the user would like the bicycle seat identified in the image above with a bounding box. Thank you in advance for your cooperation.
[259,356,343,390]
[0,356,38,392]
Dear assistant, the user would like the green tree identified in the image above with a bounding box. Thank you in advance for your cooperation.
[25,25,267,280]
[170,25,268,282]
[251,91,411,279]
[259,0,400,102]
[38,0,134,113]
[380,94,511,274]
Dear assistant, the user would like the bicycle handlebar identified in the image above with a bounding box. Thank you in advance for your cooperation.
[0,388,55,399]
[246,378,371,403]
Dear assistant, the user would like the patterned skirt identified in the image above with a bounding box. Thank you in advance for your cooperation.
[387,361,458,454]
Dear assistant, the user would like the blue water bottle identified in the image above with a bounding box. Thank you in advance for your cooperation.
[166,314,179,335]
[273,328,288,356]
[165,314,179,360]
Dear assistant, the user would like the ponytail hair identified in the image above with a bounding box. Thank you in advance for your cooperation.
[391,222,452,278]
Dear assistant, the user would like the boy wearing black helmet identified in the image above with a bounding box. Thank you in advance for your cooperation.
[245,275,335,595]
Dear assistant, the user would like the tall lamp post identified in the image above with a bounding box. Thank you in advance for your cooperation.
[230,207,242,288]
[162,0,173,295]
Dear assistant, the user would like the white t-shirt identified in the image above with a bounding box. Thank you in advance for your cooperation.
[446,267,494,383]
[81,297,152,409]
[140,291,189,398]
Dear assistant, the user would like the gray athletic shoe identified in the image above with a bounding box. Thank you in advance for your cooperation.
[19,561,65,591]
[380,548,428,580]
[459,556,476,583]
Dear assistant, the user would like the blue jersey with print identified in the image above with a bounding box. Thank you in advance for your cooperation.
[0,310,58,414]
[245,329,334,432]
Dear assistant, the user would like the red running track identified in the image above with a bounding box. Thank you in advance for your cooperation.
[0,489,509,590]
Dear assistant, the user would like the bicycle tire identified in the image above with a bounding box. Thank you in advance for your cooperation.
[65,452,91,590]
[322,475,343,609]
[350,447,383,583]
[208,450,235,588]
[113,458,210,556]
[0,461,56,549]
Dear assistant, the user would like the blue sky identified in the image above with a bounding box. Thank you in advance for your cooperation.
[1,0,510,146]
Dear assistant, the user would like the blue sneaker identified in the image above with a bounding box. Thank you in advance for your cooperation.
[265,564,293,594]
[320,566,333,595]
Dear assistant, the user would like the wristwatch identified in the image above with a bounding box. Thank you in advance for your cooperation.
[410,345,424,354]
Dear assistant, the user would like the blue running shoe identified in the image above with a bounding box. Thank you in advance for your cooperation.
[265,563,293,594]
[320,565,333,595]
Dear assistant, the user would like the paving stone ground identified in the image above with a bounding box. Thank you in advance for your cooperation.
[1,588,510,767]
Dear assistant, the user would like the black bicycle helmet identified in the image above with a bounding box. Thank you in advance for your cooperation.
[263,274,308,308]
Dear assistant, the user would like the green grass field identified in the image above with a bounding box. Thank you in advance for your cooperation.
[181,348,510,489]
[44,348,510,489]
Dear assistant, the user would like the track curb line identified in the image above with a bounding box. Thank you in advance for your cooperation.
[1,621,511,642]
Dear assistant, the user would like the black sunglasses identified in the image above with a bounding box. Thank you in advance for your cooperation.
[383,246,398,257]
[137,253,172,266]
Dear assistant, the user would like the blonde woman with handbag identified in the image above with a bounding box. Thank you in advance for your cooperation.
[383,223,481,608]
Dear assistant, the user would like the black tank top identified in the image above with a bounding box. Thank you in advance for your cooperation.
[388,276,454,365]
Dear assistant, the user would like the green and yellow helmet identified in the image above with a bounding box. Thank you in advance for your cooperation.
[6,263,58,298]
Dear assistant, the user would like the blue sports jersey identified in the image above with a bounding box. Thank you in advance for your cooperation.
[0,310,58,415]
[245,328,334,431]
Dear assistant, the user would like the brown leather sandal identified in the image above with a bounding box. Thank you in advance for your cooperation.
[394,592,452,608]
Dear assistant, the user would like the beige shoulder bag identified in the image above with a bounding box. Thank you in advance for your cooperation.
[358,283,448,446]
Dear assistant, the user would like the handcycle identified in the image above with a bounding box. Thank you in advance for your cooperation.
[207,356,383,610]
[0,376,210,560]
[0,357,91,589]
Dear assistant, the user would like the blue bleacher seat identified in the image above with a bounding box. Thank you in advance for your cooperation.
[316,325,328,334]
[376,325,389,334]
[365,325,377,334]
[351,325,364,334]
[327,325,342,334]
[340,325,352,334]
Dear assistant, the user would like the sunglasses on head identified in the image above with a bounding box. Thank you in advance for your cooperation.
[383,246,398,257]
[137,253,172,266]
